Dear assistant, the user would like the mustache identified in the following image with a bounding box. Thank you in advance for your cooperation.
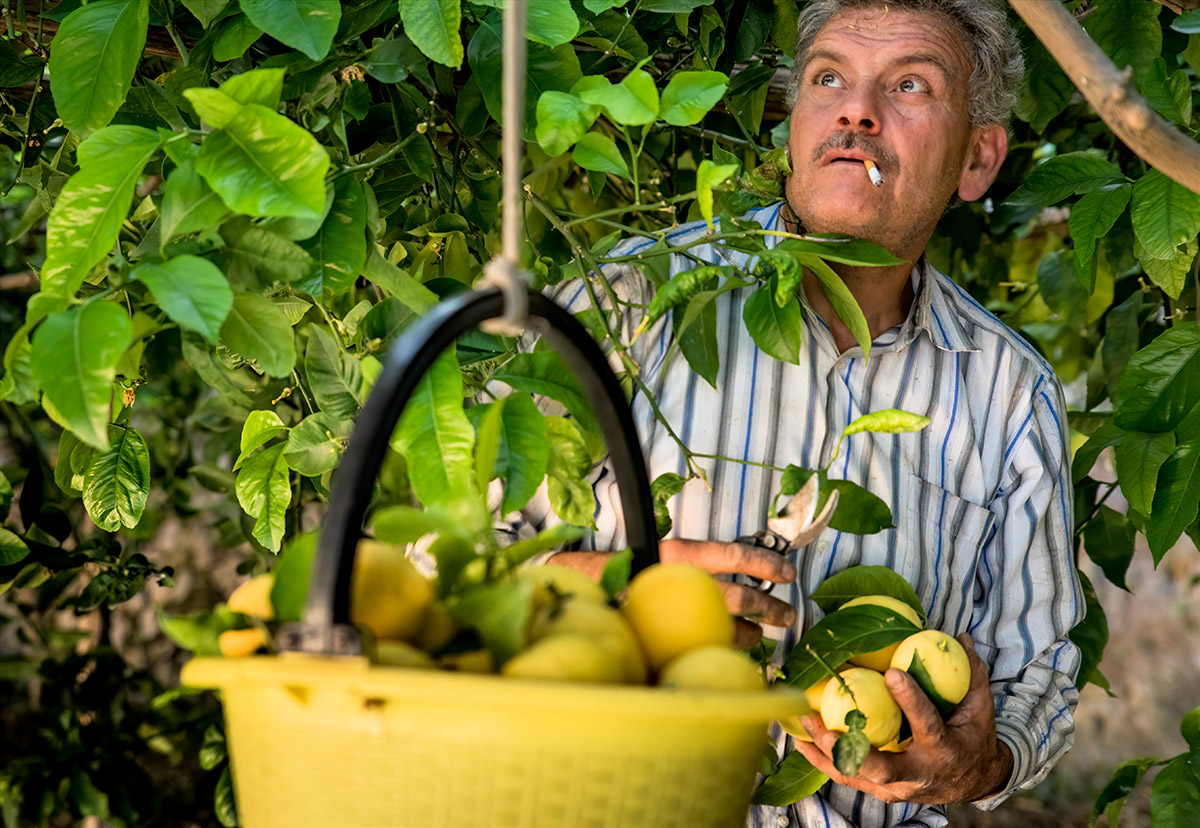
[811,134,897,171]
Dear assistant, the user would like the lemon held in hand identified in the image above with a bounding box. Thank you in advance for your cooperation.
[820,667,902,748]
[779,674,834,742]
[658,646,764,691]
[890,629,970,711]
[620,563,734,672]
[839,595,923,672]
[351,540,435,642]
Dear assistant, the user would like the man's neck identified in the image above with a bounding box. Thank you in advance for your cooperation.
[781,201,924,354]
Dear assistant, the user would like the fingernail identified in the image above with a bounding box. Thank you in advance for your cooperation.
[783,562,797,581]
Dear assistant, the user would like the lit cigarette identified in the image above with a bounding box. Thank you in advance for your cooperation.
[864,159,884,187]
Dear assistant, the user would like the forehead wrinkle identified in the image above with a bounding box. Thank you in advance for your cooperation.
[802,46,961,85]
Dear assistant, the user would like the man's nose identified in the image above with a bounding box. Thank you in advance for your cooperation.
[836,86,883,135]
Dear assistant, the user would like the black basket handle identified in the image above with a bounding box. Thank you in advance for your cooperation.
[279,289,659,656]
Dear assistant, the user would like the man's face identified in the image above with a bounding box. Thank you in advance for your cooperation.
[785,7,978,255]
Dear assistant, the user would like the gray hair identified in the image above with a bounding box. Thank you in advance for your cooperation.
[786,0,1024,130]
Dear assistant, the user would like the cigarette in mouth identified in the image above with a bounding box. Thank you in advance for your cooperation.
[864,159,883,187]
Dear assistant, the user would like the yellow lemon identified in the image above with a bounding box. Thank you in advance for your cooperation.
[531,596,647,683]
[218,627,269,658]
[879,735,913,753]
[501,634,626,684]
[840,595,924,672]
[519,563,608,610]
[416,600,459,652]
[436,649,495,673]
[820,667,902,748]
[372,640,436,669]
[805,674,835,712]
[890,629,971,710]
[350,540,435,642]
[227,573,275,621]
[779,716,813,742]
[620,563,734,672]
[657,646,764,691]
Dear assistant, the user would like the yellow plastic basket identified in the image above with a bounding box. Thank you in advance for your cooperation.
[183,655,810,828]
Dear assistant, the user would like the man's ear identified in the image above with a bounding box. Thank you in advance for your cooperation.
[957,123,1008,203]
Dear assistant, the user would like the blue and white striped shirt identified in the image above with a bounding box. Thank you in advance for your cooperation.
[524,202,1084,828]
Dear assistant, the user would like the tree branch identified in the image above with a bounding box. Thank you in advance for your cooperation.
[1010,0,1200,194]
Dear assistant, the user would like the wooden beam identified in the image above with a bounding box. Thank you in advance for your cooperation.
[1010,0,1200,194]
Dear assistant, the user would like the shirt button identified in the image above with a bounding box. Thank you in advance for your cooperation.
[776,816,790,827]
[816,540,829,552]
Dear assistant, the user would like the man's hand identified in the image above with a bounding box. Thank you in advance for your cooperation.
[792,633,1014,805]
[551,539,797,648]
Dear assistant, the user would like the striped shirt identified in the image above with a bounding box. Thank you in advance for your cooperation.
[521,202,1084,828]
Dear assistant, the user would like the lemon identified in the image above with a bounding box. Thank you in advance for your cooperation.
[658,646,764,691]
[879,735,912,753]
[372,640,436,669]
[350,540,435,642]
[227,573,275,621]
[218,627,269,658]
[519,563,608,610]
[416,600,459,652]
[805,674,834,712]
[890,629,970,711]
[779,674,836,742]
[531,596,647,683]
[840,595,924,672]
[820,667,902,748]
[436,649,494,673]
[779,716,813,742]
[501,634,626,683]
[620,563,734,672]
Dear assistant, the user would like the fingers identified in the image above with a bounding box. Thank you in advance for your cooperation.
[659,538,797,583]
[947,633,995,727]
[718,581,797,627]
[734,618,764,649]
[792,717,904,798]
[885,668,945,744]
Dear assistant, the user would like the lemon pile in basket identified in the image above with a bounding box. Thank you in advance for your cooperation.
[220,540,764,692]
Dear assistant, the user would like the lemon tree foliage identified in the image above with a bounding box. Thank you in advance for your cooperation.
[1,0,1200,824]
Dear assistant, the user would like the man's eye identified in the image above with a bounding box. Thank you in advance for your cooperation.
[898,78,927,93]
[816,72,841,87]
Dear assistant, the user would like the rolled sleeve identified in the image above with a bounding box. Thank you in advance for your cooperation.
[970,377,1085,808]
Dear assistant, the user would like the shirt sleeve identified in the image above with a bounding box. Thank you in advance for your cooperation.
[969,375,1085,809]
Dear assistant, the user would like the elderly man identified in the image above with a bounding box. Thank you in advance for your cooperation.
[528,1,1084,825]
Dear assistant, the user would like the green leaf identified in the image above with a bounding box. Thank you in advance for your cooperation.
[504,524,589,567]
[235,443,291,551]
[470,397,505,489]
[36,126,162,308]
[161,161,230,242]
[219,67,286,110]
[1114,325,1200,433]
[660,70,729,126]
[363,250,438,313]
[1037,250,1090,325]
[523,0,579,47]
[0,37,45,87]
[1115,431,1176,517]
[237,410,288,469]
[0,471,12,517]
[1184,705,1200,751]
[448,579,534,665]
[696,160,738,230]
[370,505,465,546]
[47,0,149,136]
[215,765,238,827]
[399,0,462,68]
[1146,413,1200,563]
[782,604,921,689]
[841,409,930,441]
[157,605,240,657]
[490,351,602,456]
[182,0,228,26]
[82,426,150,531]
[238,0,341,61]
[1103,291,1143,396]
[494,393,550,515]
[578,70,659,126]
[1082,0,1161,84]
[906,650,958,716]
[31,303,132,450]
[213,14,264,61]
[1174,9,1200,33]
[0,323,38,405]
[0,528,30,567]
[1082,505,1135,592]
[1090,755,1164,828]
[199,725,227,770]
[305,326,363,419]
[1070,184,1132,275]
[754,752,829,807]
[284,412,351,476]
[181,332,254,408]
[743,277,803,364]
[1136,236,1198,301]
[364,37,411,83]
[271,532,315,623]
[1141,58,1193,125]
[132,256,233,345]
[184,88,245,130]
[1006,153,1125,208]
[572,132,630,179]
[545,416,597,528]
[224,227,318,285]
[392,347,477,508]
[832,727,871,778]
[536,91,599,156]
[773,237,906,268]
[650,472,687,538]
[1149,754,1200,828]
[1131,169,1200,261]
[220,292,298,378]
[637,265,726,335]
[824,476,894,535]
[803,255,872,359]
[1070,569,1110,693]
[299,176,367,296]
[599,547,633,601]
[195,104,330,219]
[676,294,720,389]
[810,564,926,620]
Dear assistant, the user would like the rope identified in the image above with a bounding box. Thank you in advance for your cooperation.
[480,0,529,336]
